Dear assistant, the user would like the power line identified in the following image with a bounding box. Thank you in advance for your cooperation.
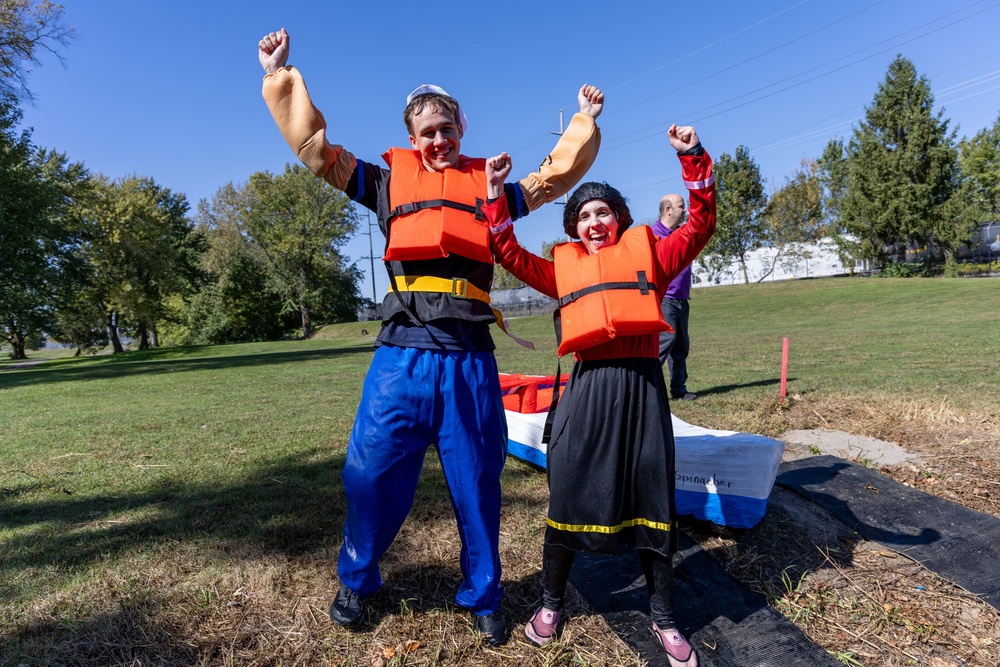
[613,68,1000,195]
[605,0,812,93]
[603,0,1000,152]
[608,0,890,116]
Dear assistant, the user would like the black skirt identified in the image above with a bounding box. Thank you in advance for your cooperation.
[544,357,677,557]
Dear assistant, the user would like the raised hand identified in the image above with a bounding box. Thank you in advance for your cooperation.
[578,84,604,120]
[258,28,289,75]
[667,124,699,153]
[486,152,512,199]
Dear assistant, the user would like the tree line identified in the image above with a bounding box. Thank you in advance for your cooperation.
[497,55,999,290]
[702,55,1000,284]
[1,3,363,359]
[1,103,364,360]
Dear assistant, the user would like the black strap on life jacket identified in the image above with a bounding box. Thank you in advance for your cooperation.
[541,308,565,446]
[386,197,484,223]
[381,196,483,332]
[556,270,657,308]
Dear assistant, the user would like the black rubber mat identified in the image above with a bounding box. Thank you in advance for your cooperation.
[777,455,1000,610]
[571,533,842,666]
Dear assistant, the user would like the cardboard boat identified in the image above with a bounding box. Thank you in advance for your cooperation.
[500,373,784,529]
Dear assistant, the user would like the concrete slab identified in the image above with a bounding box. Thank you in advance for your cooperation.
[781,428,918,466]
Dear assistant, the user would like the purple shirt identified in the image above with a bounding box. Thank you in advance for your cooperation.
[651,221,692,300]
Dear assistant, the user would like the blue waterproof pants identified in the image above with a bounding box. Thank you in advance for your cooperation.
[338,345,508,614]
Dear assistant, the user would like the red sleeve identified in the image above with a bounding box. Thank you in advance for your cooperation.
[485,197,559,298]
[655,149,716,282]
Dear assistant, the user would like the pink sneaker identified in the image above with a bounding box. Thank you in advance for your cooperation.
[652,623,698,667]
[524,606,562,646]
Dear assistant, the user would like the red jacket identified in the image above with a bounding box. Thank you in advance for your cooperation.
[487,148,716,360]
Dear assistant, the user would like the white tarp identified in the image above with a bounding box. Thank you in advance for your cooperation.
[505,409,784,529]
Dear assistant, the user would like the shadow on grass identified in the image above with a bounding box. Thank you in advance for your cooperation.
[3,597,203,667]
[695,377,788,398]
[2,452,553,665]
[0,449,350,577]
[0,344,374,390]
[1,449,552,593]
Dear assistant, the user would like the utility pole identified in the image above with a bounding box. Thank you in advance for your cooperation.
[552,109,568,205]
[359,208,381,308]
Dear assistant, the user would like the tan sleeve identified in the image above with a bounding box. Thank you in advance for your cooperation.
[517,112,601,212]
[261,66,358,191]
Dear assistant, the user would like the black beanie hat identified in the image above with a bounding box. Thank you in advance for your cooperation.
[562,182,633,239]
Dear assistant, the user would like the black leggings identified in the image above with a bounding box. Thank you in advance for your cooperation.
[540,542,676,628]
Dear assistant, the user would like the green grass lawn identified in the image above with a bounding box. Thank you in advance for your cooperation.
[2,276,999,665]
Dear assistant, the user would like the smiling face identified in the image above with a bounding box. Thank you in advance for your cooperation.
[575,199,620,255]
[408,105,462,172]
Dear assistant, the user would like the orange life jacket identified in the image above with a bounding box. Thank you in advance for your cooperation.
[382,148,492,264]
[552,225,670,356]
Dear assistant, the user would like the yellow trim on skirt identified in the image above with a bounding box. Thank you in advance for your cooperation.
[546,516,676,533]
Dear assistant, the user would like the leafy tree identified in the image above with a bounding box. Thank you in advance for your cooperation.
[492,263,525,291]
[242,164,361,337]
[956,113,1000,223]
[842,55,959,267]
[0,101,65,358]
[178,183,291,344]
[698,145,767,284]
[77,174,203,352]
[817,138,848,231]
[491,236,566,291]
[815,138,861,268]
[35,148,101,354]
[762,160,825,280]
[0,0,74,104]
[51,285,107,354]
[541,239,561,261]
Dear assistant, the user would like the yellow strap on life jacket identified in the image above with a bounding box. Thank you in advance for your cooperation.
[389,275,535,350]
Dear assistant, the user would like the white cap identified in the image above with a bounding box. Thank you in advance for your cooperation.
[406,84,468,134]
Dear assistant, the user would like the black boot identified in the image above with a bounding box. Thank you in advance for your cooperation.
[473,610,510,646]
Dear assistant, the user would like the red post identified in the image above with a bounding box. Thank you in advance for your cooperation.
[780,337,789,406]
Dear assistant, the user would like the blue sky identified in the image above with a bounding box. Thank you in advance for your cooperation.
[18,1,1000,301]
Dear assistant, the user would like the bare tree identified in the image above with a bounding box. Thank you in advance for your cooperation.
[0,1,75,104]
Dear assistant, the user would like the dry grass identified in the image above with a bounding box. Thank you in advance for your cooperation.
[10,396,1000,667]
[687,392,1000,667]
[7,392,1000,666]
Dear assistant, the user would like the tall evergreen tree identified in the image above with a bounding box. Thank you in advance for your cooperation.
[698,145,767,284]
[842,55,959,267]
